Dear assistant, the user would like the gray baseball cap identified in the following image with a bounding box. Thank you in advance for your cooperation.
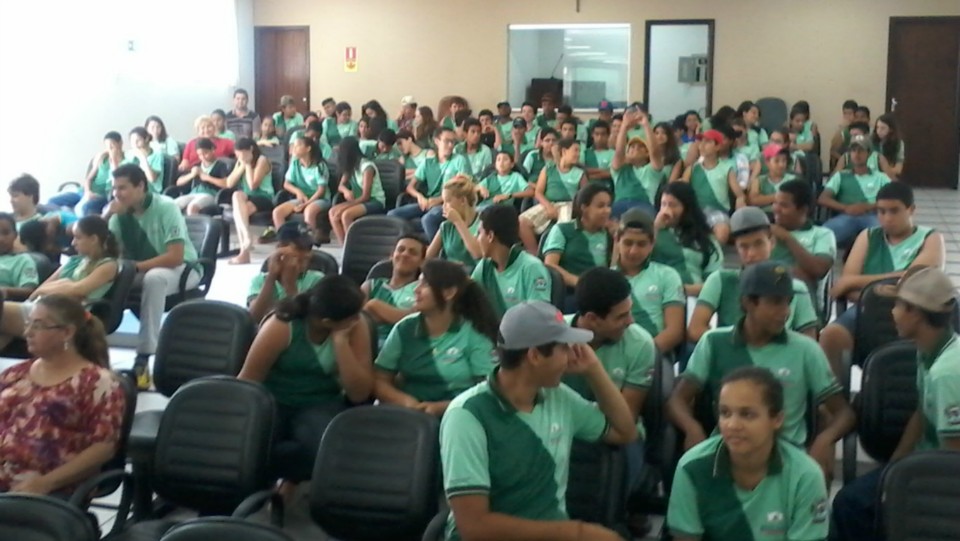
[730,206,770,237]
[499,301,593,349]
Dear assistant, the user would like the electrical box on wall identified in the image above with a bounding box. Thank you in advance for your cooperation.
[678,54,709,84]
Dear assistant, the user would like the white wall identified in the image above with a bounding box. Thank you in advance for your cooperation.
[647,24,709,122]
[0,0,255,205]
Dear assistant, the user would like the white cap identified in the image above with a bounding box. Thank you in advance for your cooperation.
[400,96,416,106]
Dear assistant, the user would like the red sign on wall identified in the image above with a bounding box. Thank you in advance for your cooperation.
[345,46,358,72]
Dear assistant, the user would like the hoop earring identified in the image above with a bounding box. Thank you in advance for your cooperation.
[63,341,69,351]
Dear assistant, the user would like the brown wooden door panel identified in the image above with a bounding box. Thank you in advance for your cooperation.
[255,27,311,119]
[887,18,960,189]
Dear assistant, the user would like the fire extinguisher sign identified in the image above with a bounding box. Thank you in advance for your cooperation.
[345,46,358,72]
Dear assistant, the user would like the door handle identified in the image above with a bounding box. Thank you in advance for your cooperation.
[891,97,898,111]
[302,97,307,103]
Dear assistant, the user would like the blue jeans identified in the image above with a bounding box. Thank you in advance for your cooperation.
[387,202,426,221]
[612,199,655,220]
[625,439,646,496]
[421,206,445,240]
[48,192,82,209]
[824,213,879,247]
[76,194,107,216]
[830,467,883,541]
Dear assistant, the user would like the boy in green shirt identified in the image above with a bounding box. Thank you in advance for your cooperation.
[247,222,325,323]
[499,118,536,166]
[748,144,797,213]
[818,133,891,246]
[581,120,614,184]
[78,131,125,216]
[172,138,228,215]
[440,300,636,541]
[455,118,493,176]
[611,110,665,218]
[829,99,859,168]
[397,129,428,182]
[272,95,304,138]
[126,126,166,194]
[682,129,745,245]
[108,163,200,389]
[362,233,426,343]
[833,267,960,541]
[8,174,78,254]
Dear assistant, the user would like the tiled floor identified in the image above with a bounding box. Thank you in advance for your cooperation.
[5,188,960,540]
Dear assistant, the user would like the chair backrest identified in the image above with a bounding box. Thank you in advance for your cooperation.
[152,377,276,515]
[565,441,629,536]
[310,406,440,541]
[341,216,410,286]
[858,340,918,463]
[364,259,393,282]
[184,215,222,293]
[94,372,138,497]
[163,155,179,190]
[545,266,566,311]
[160,517,294,541]
[90,259,138,335]
[258,249,339,276]
[755,97,788,135]
[881,450,960,541]
[853,278,900,365]
[0,494,98,541]
[643,355,678,487]
[374,159,404,211]
[260,145,286,169]
[27,252,57,283]
[153,300,256,397]
[326,158,341,190]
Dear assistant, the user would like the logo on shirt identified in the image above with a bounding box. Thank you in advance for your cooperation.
[811,498,828,524]
[534,277,548,291]
[946,405,960,426]
[434,346,462,363]
[644,284,662,302]
[776,368,791,378]
[760,510,786,535]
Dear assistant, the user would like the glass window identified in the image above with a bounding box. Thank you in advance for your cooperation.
[507,24,630,110]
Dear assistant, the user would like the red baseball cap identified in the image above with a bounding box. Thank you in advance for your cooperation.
[697,129,724,145]
[762,143,790,161]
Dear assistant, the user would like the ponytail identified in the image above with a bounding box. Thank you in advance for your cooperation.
[276,275,364,323]
[275,292,310,322]
[75,215,120,260]
[454,280,500,344]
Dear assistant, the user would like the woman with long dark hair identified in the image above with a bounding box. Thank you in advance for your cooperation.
[651,181,723,296]
[414,106,439,149]
[329,137,386,244]
[227,137,274,264]
[871,113,905,180]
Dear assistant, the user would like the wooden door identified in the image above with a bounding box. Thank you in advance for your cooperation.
[255,26,311,118]
[887,17,960,189]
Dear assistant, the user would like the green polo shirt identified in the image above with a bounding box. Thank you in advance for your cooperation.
[498,141,536,159]
[477,172,529,202]
[770,222,837,267]
[619,260,685,337]
[471,246,551,318]
[337,120,359,141]
[375,313,497,402]
[151,138,180,159]
[863,225,933,275]
[668,435,829,541]
[917,332,960,450]
[522,152,553,184]
[273,112,304,134]
[263,318,341,408]
[682,324,842,446]
[746,128,770,154]
[823,169,891,205]
[440,368,608,541]
[58,255,115,301]
[542,164,584,203]
[90,158,113,197]
[348,160,386,205]
[690,161,735,212]
[611,162,664,205]
[439,213,481,270]
[366,277,419,340]
[563,316,656,437]
[246,269,325,304]
[755,173,798,212]
[697,269,819,333]
[651,228,724,286]
[414,155,472,198]
[0,253,39,289]
[542,222,610,276]
[109,193,199,265]
[404,149,429,171]
[455,143,493,176]
[582,148,615,171]
[125,150,166,194]
[285,159,330,198]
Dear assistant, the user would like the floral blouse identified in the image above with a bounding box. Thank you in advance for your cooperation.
[0,360,125,492]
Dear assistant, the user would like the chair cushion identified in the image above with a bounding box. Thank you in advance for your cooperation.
[128,410,162,462]
[104,519,177,541]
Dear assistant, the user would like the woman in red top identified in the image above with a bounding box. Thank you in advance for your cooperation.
[178,115,235,171]
[0,294,124,495]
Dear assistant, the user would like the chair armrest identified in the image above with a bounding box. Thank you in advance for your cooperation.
[216,187,237,205]
[57,181,83,193]
[69,469,134,536]
[397,193,414,207]
[274,191,294,205]
[232,489,284,527]
[421,509,448,541]
[176,259,208,299]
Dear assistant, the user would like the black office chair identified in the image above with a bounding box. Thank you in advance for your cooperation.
[258,249,339,276]
[755,97,788,135]
[162,155,179,191]
[851,278,900,366]
[375,159,404,212]
[0,494,99,541]
[127,301,256,518]
[28,251,57,284]
[341,216,410,285]
[99,377,279,540]
[159,517,294,541]
[841,340,917,484]
[309,406,440,541]
[88,259,138,335]
[364,258,393,282]
[546,266,566,311]
[880,450,960,541]
[631,354,677,515]
[566,441,629,537]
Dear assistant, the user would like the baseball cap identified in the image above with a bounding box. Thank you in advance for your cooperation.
[512,117,527,129]
[730,206,771,236]
[277,221,313,250]
[697,129,724,145]
[877,267,957,313]
[762,143,790,161]
[499,301,593,350]
[740,261,794,298]
[849,133,871,151]
[400,95,416,106]
[598,100,614,112]
[619,207,655,237]
[627,136,647,149]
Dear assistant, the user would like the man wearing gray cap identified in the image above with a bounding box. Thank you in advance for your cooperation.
[832,267,960,541]
[688,206,818,343]
[817,133,891,246]
[440,301,636,541]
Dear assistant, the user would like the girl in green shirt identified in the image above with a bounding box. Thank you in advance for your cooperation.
[521,127,557,184]
[362,99,398,133]
[145,115,180,161]
[736,100,769,155]
[210,109,236,141]
[227,138,275,265]
[127,127,165,194]
[426,174,482,271]
[269,135,329,241]
[329,137,386,244]
[653,181,723,297]
[239,275,373,490]
[788,102,818,153]
[543,182,613,302]
[872,113,905,180]
[257,116,280,147]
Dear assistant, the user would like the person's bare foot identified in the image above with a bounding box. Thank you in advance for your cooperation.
[229,250,251,265]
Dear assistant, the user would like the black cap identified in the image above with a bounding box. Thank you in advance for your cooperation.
[277,221,313,250]
[619,207,655,237]
[512,118,527,129]
[740,261,794,298]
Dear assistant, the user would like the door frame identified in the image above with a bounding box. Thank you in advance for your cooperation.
[254,25,311,114]
[643,19,715,117]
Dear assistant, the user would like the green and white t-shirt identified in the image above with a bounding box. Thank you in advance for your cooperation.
[440,369,608,541]
[620,260,685,338]
[246,269,325,304]
[542,222,610,277]
[404,149,429,172]
[109,193,199,266]
[582,148,615,171]
[668,435,829,541]
[439,213,481,271]
[285,159,330,199]
[366,277,419,340]
[697,269,819,332]
[375,313,497,402]
[611,162,664,205]
[58,255,115,301]
[125,150,166,194]
[471,246,552,318]
[542,164,584,203]
[755,173,798,212]
[770,222,837,269]
[262,318,342,408]
[455,143,493,176]
[690,161,736,212]
[682,324,842,446]
[348,160,386,205]
[823,169,891,205]
[651,229,724,286]
[414,155,472,198]
[917,332,960,450]
[477,172,529,203]
[862,225,933,275]
[0,253,39,289]
[522,152,553,184]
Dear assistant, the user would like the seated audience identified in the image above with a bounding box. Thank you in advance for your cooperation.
[272,95,304,138]
[729,118,761,192]
[0,212,39,301]
[832,267,960,541]
[257,116,280,147]
[518,138,587,253]
[0,294,124,495]
[227,137,274,265]
[476,150,533,208]
[374,259,498,417]
[440,300,636,541]
[210,109,236,141]
[788,101,818,153]
[477,108,501,149]
[542,183,613,295]
[145,115,181,161]
[667,367,829,541]
[396,95,416,133]
[268,135,329,243]
[225,88,260,140]
[455,118,493,175]
[499,118,535,165]
[361,128,401,161]
[737,100,769,154]
[413,106,439,149]
[611,110,664,218]
[363,99,398,132]
[818,134,891,247]
[239,275,373,498]
[471,204,551,318]
[872,113,905,180]
[397,129,428,180]
[328,101,358,146]
[10,174,77,248]
[668,261,854,478]
[247,222,324,324]
[829,99,859,167]
[614,208,686,354]
[329,137,387,244]
[689,207,818,343]
[819,181,944,376]
[581,119,614,182]
[109,164,200,390]
[748,144,798,213]
[173,138,228,215]
[78,131,124,217]
[426,175,482,270]
[126,127,165,194]
[178,115,234,171]
[362,234,426,343]
[682,129,745,244]
[521,127,558,185]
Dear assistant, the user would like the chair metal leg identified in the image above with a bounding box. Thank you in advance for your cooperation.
[131,460,153,520]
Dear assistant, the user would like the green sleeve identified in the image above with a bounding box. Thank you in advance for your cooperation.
[704,238,724,277]
[929,372,960,441]
[624,327,655,389]
[803,339,843,403]
[541,225,566,255]
[813,229,838,260]
[440,406,491,498]
[759,129,769,145]
[455,155,473,177]
[505,173,531,195]
[374,324,404,372]
[522,152,536,172]
[413,159,429,184]
[786,458,830,541]
[465,330,497,379]
[878,172,892,187]
[696,271,722,310]
[790,280,819,331]
[683,333,714,385]
[525,261,552,304]
[824,172,842,194]
[158,204,191,252]
[561,384,608,442]
[476,147,492,172]
[284,161,298,183]
[14,255,39,288]
[666,463,704,538]
[300,270,325,292]
[661,267,686,307]
[247,273,268,302]
[164,138,180,157]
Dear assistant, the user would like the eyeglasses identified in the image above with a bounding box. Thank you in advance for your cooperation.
[25,321,65,332]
